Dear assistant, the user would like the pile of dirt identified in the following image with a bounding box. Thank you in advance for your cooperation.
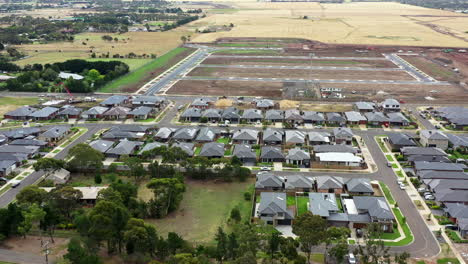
[279,100,299,109]
[215,98,233,108]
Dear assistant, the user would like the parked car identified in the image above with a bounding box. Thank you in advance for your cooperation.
[423,192,432,197]
[10,180,21,188]
[260,167,271,171]
[348,253,357,264]
[387,162,392,167]
[399,183,406,190]
[355,228,363,238]
[425,195,435,200]
[445,225,458,231]
[417,187,427,193]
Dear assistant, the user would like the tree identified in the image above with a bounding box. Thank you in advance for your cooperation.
[268,231,281,260]
[292,212,328,263]
[42,68,58,81]
[180,36,187,43]
[33,158,65,173]
[123,156,146,183]
[124,218,158,255]
[67,143,104,172]
[49,186,83,219]
[355,223,391,264]
[94,173,102,184]
[394,252,411,264]
[215,227,227,261]
[147,178,185,218]
[226,233,238,260]
[40,204,61,243]
[230,207,241,222]
[65,238,103,264]
[329,241,348,264]
[18,203,46,238]
[16,185,48,205]
[87,69,103,82]
[167,232,186,255]
[0,203,24,238]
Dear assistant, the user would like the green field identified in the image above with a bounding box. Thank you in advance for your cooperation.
[0,97,39,116]
[87,58,152,71]
[146,180,253,243]
[99,47,192,93]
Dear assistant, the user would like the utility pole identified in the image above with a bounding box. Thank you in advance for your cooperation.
[41,240,50,264]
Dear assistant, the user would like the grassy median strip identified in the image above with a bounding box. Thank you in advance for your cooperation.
[383,208,413,246]
[379,182,396,205]
[375,136,389,153]
[0,184,12,196]
[385,154,394,162]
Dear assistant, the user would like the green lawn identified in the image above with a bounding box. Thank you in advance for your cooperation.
[0,97,39,116]
[216,137,231,144]
[194,146,201,155]
[336,197,343,211]
[379,182,396,205]
[0,184,12,196]
[87,58,151,71]
[348,239,356,245]
[391,163,398,169]
[437,258,460,264]
[383,208,413,246]
[99,47,192,93]
[52,149,61,153]
[386,155,394,162]
[255,148,261,157]
[310,253,325,264]
[287,195,296,207]
[296,196,309,216]
[395,170,404,178]
[375,136,389,153]
[146,180,253,243]
[139,117,156,123]
[224,148,232,156]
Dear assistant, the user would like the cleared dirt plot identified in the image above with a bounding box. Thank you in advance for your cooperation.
[399,55,461,82]
[168,80,283,97]
[202,57,398,68]
[187,67,416,81]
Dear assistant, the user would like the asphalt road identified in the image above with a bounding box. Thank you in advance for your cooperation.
[198,64,406,72]
[209,55,389,61]
[385,53,436,83]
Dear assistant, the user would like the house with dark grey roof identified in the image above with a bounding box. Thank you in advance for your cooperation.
[233,144,257,164]
[365,112,389,126]
[81,106,109,119]
[4,106,38,120]
[313,144,358,154]
[265,110,284,123]
[190,97,213,109]
[89,140,114,153]
[417,171,468,181]
[254,98,275,110]
[426,179,468,195]
[202,108,222,122]
[139,142,168,155]
[127,106,153,120]
[255,172,284,192]
[345,111,367,125]
[57,107,82,119]
[0,159,16,177]
[284,109,303,124]
[401,147,447,157]
[199,142,225,158]
[105,139,143,158]
[39,126,70,143]
[345,178,374,195]
[103,106,131,120]
[260,146,285,163]
[303,111,325,124]
[285,130,306,146]
[326,113,346,126]
[420,130,449,150]
[284,175,314,192]
[387,133,416,152]
[131,95,165,108]
[434,106,468,130]
[155,127,176,142]
[172,128,199,142]
[0,145,40,158]
[0,153,28,165]
[232,129,259,144]
[435,190,468,204]
[316,176,344,194]
[29,107,60,121]
[10,139,47,150]
[221,107,240,123]
[180,107,202,122]
[263,129,283,145]
[444,203,468,238]
[414,161,465,173]
[387,112,410,126]
[195,127,218,142]
[308,132,331,145]
[332,127,353,144]
[285,147,310,167]
[256,192,294,225]
[380,98,400,112]
[100,95,129,107]
[309,192,340,217]
[446,134,468,150]
[354,102,375,112]
[241,109,263,123]
[407,155,450,164]
[172,142,195,157]
[115,125,150,133]
[1,127,41,140]
[353,196,395,231]
[101,127,143,141]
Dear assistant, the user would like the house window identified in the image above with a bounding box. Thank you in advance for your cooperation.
[277,213,283,217]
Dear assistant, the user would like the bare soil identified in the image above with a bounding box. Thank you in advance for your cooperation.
[1,235,69,262]
[167,80,283,97]
[400,55,460,82]
[187,67,416,81]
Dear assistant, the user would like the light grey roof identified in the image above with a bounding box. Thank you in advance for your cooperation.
[102,128,141,140]
[199,142,225,157]
[353,196,394,220]
[40,126,69,138]
[333,127,353,138]
[0,160,16,171]
[285,130,306,144]
[284,175,314,189]
[233,144,256,159]
[155,127,176,139]
[255,173,284,188]
[263,129,283,142]
[407,155,450,163]
[10,139,47,146]
[115,125,149,133]
[29,107,59,118]
[345,111,366,122]
[458,218,468,231]
[100,95,128,106]
[181,107,202,118]
[255,99,275,108]
[414,161,465,172]
[308,132,331,143]
[420,130,449,141]
[173,128,199,140]
[418,171,468,180]
[444,203,468,219]
[191,97,213,107]
[202,108,222,118]
[172,142,195,156]
[58,107,82,116]
[0,145,39,155]
[313,145,357,154]
[346,178,373,193]
[241,109,263,119]
[82,106,108,116]
[354,101,375,111]
[260,146,284,159]
[1,127,41,139]
[284,109,303,121]
[258,192,294,219]
[381,98,400,108]
[303,111,325,121]
[89,140,114,153]
[326,112,346,122]
[5,106,38,117]
[317,176,344,190]
[132,95,165,104]
[221,107,240,119]
[387,133,416,146]
[435,190,468,203]
[426,179,468,193]
[196,127,217,142]
[401,147,447,156]
[446,134,468,148]
[365,112,388,122]
[59,72,83,80]
[309,192,338,217]
[128,106,153,116]
[233,129,259,141]
[265,110,284,120]
[387,112,409,123]
[0,153,28,163]
[286,147,310,161]
[140,142,168,153]
[106,140,143,155]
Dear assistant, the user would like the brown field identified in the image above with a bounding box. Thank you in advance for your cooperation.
[168,80,283,97]
[399,55,461,82]
[187,67,415,81]
[202,57,398,68]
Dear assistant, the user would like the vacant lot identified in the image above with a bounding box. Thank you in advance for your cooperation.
[203,57,398,68]
[0,97,39,117]
[187,67,415,81]
[146,180,253,243]
[400,55,460,82]
[168,80,284,97]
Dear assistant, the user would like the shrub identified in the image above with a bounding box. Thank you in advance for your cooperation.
[244,191,251,201]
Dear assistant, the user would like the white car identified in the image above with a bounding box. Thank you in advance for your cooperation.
[399,183,406,190]
[417,187,427,193]
[348,253,357,264]
[425,195,435,200]
[260,167,271,171]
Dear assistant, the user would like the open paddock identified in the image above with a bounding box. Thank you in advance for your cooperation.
[399,55,461,82]
[186,66,416,81]
[167,80,283,97]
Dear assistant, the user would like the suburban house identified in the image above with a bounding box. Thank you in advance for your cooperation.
[387,112,410,126]
[89,139,115,153]
[308,192,340,218]
[180,107,202,122]
[354,102,375,112]
[380,98,400,112]
[260,146,285,163]
[418,171,468,181]
[154,127,176,142]
[139,142,168,155]
[1,127,41,140]
[263,129,284,145]
[332,127,354,145]
[39,126,70,144]
[127,106,153,120]
[256,192,294,225]
[303,111,325,124]
[265,110,284,123]
[284,175,314,193]
[315,152,363,167]
[202,108,222,122]
[386,133,417,152]
[420,130,449,150]
[81,106,109,119]
[199,142,225,158]
[433,106,468,130]
[4,106,38,120]
[0,160,16,177]
[195,127,218,142]
[131,95,165,108]
[308,132,331,145]
[191,97,213,109]
[41,186,107,205]
[233,144,257,165]
[401,147,448,164]
[285,147,310,167]
[221,107,241,123]
[100,95,129,107]
[59,72,83,80]
[45,168,71,185]
[101,128,143,141]
[444,203,468,238]
[326,112,346,126]
[285,130,306,146]
[241,109,263,123]
[105,139,143,158]
[172,142,195,157]
[0,145,40,158]
[414,161,465,173]
[172,128,199,142]
[345,111,367,125]
[316,176,344,194]
[0,153,28,166]
[255,173,284,192]
[232,129,259,144]
[365,112,389,126]
[345,178,374,195]
[29,107,60,121]
[57,107,82,119]
[254,99,276,110]
[284,109,303,124]
[103,106,131,120]
[10,139,47,149]
[446,134,468,150]
[351,196,395,232]
[313,144,358,154]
